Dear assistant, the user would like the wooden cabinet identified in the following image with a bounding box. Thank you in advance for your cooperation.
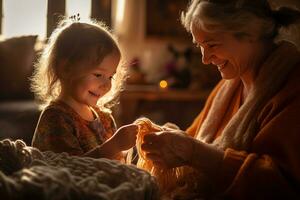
[113,85,211,130]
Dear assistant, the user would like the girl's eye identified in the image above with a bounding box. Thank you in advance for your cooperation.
[94,73,102,78]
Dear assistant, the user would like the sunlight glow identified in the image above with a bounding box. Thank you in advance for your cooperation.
[2,0,47,39]
[116,0,125,26]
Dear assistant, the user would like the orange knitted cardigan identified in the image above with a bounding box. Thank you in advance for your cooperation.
[186,42,300,199]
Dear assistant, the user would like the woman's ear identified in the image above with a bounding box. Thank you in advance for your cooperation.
[234,32,258,43]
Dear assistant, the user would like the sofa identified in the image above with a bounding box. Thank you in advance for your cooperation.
[0,35,40,145]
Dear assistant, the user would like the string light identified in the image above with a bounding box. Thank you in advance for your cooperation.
[159,80,168,89]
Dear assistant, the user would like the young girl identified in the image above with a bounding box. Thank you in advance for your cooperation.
[31,18,137,161]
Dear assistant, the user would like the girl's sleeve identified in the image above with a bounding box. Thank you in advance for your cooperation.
[32,109,84,156]
[214,88,300,199]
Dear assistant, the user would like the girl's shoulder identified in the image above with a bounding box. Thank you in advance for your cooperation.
[35,101,77,134]
[41,101,77,122]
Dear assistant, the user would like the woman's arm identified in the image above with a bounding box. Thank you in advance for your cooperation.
[141,128,300,199]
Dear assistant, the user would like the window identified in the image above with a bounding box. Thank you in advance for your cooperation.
[2,0,47,40]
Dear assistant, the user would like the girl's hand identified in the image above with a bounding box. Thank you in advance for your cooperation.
[88,124,138,159]
[141,130,195,169]
[110,124,138,151]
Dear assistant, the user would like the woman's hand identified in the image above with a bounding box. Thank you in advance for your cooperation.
[141,130,195,169]
[110,124,138,151]
[141,130,224,174]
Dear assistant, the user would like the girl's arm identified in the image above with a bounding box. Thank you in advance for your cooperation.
[84,124,138,159]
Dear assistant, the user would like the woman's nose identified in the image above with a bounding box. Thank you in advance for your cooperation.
[201,47,213,65]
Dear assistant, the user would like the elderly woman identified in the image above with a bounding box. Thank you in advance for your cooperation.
[141,0,300,199]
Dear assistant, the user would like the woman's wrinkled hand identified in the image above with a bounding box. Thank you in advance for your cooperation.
[111,124,138,151]
[141,130,195,169]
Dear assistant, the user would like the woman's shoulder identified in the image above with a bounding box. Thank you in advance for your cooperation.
[280,61,300,95]
[265,60,300,111]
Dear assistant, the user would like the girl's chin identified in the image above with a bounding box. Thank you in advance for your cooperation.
[92,101,99,106]
[86,100,98,107]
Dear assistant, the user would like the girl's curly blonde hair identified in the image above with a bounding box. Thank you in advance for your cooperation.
[31,17,127,111]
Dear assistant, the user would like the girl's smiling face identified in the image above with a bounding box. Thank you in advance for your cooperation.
[191,23,261,80]
[63,52,120,107]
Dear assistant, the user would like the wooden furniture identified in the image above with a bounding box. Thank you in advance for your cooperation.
[114,85,211,130]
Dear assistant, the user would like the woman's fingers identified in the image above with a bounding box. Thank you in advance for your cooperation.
[145,152,161,162]
[146,153,169,169]
[141,142,160,153]
[143,132,162,143]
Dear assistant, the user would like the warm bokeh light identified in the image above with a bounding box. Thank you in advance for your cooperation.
[159,80,168,89]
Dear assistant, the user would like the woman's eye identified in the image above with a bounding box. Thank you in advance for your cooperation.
[207,44,218,48]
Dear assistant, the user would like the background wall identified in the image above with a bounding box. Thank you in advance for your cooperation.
[112,0,300,84]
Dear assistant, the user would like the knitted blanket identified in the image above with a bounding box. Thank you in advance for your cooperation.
[0,139,159,200]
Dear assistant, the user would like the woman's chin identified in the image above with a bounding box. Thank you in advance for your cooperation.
[219,68,240,80]
[220,72,237,80]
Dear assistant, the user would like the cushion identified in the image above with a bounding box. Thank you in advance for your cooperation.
[0,35,37,100]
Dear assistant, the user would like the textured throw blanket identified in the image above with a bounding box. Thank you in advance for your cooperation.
[0,139,159,200]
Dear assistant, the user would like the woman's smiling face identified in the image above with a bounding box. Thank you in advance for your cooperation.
[191,23,260,80]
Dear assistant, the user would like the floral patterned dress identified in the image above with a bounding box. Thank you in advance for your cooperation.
[32,101,117,157]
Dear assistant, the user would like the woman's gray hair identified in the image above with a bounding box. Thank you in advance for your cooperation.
[181,0,300,40]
